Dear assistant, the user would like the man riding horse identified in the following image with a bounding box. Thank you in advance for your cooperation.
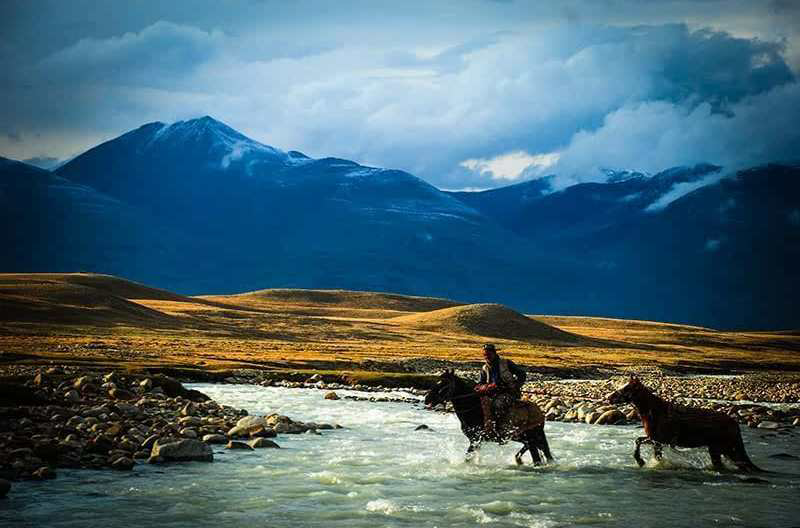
[473,343,527,439]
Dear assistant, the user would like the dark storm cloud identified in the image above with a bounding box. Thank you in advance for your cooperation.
[0,1,798,190]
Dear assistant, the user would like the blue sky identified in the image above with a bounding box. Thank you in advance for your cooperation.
[1,0,799,190]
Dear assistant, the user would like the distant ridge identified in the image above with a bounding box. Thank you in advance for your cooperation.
[218,288,462,312]
[391,303,589,344]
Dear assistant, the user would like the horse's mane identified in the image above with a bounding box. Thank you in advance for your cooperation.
[446,374,482,402]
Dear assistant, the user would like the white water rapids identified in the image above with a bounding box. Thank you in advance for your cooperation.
[2,383,799,527]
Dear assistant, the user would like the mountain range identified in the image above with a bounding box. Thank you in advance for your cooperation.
[2,116,798,329]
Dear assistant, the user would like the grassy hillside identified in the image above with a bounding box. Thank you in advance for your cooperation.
[0,273,798,374]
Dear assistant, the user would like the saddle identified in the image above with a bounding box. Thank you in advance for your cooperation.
[481,397,545,440]
[508,400,545,433]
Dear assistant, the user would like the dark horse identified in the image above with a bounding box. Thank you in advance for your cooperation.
[424,370,554,465]
[607,376,764,472]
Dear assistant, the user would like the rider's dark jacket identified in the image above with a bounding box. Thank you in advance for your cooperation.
[479,356,526,392]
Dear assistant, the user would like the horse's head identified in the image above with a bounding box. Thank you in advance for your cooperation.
[424,369,458,407]
[607,375,643,404]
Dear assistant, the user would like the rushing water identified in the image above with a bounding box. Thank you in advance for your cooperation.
[3,384,799,528]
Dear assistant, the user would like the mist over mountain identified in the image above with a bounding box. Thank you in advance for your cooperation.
[3,117,799,329]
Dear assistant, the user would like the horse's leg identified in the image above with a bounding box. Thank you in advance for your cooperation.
[652,442,664,461]
[466,440,480,462]
[708,446,725,471]
[515,443,528,465]
[529,442,542,466]
[723,435,764,473]
[634,437,650,467]
[536,426,554,463]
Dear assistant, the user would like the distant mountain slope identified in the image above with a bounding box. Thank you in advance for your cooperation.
[49,117,553,304]
[3,117,799,329]
[0,157,194,284]
[447,163,800,329]
[445,177,553,227]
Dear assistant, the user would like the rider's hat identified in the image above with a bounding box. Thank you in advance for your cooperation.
[482,343,497,352]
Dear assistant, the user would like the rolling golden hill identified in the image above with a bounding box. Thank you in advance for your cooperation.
[0,273,798,375]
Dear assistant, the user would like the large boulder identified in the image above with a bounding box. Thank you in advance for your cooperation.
[249,438,280,449]
[226,441,254,450]
[236,416,267,429]
[595,409,625,425]
[150,439,213,462]
[150,375,210,402]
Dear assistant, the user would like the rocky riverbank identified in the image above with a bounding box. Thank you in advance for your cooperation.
[212,367,800,430]
[3,363,799,499]
[0,366,339,497]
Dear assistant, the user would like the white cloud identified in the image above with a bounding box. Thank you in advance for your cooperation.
[551,81,800,191]
[460,151,560,181]
[1,17,797,191]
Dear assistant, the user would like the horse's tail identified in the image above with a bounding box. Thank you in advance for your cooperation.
[732,431,767,473]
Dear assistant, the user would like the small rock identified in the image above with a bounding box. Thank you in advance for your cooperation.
[180,428,198,439]
[140,434,159,451]
[324,391,339,400]
[139,378,153,391]
[109,388,134,400]
[113,402,140,416]
[178,416,202,427]
[73,376,95,390]
[248,426,276,439]
[110,457,134,471]
[202,434,228,444]
[64,390,81,403]
[32,467,56,480]
[181,403,197,417]
[226,441,254,450]
[249,438,280,449]
[757,421,782,429]
[86,436,113,455]
[105,423,122,437]
[415,424,431,431]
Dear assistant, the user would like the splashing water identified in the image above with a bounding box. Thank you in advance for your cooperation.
[2,384,798,528]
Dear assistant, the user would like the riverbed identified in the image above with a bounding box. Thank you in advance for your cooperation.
[2,384,799,528]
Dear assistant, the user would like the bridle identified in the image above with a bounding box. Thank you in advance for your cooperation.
[437,375,478,402]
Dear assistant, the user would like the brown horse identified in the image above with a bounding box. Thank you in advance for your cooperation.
[424,370,553,465]
[607,376,764,472]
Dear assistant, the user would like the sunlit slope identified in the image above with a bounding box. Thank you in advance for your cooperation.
[0,273,798,371]
[201,288,462,318]
[0,274,185,327]
[391,304,591,344]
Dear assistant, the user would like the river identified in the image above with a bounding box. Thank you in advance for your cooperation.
[2,383,799,528]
